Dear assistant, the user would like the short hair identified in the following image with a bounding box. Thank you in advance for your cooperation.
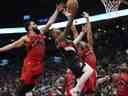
[24,19,36,31]
[77,41,86,49]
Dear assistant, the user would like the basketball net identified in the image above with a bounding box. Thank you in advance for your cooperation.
[101,0,121,12]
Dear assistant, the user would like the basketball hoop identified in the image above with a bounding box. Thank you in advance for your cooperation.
[101,0,121,12]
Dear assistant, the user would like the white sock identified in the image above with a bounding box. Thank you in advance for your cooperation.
[74,63,94,91]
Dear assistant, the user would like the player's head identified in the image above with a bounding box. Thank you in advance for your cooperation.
[119,62,128,72]
[78,41,86,48]
[51,28,62,38]
[25,20,40,34]
[50,28,65,42]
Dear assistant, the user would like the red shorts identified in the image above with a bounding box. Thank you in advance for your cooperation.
[20,61,44,85]
[82,71,96,93]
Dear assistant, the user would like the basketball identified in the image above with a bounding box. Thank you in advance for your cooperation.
[66,0,78,15]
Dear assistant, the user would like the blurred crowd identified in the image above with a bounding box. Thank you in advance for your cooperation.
[0,67,17,96]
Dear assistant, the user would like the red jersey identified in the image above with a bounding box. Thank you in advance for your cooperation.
[116,73,128,96]
[82,48,96,70]
[82,48,96,93]
[24,33,46,62]
[20,33,46,85]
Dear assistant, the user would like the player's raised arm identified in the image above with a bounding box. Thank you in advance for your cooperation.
[83,12,93,48]
[40,3,64,33]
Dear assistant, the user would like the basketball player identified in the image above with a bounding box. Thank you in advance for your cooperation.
[77,12,96,96]
[62,9,96,96]
[112,62,128,96]
[0,3,64,96]
[55,5,94,96]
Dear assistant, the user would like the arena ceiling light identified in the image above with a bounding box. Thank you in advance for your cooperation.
[0,9,128,34]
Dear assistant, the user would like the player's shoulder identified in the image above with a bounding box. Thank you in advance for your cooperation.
[21,35,28,40]
[19,35,29,42]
